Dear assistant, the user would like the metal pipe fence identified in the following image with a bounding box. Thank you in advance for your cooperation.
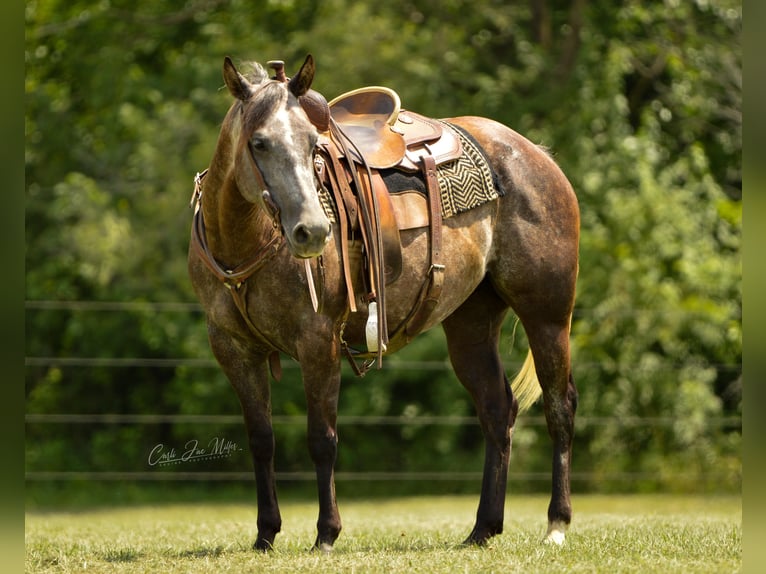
[24,412,741,483]
[25,300,742,486]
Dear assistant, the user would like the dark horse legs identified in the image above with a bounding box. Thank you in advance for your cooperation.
[442,279,518,545]
[300,337,344,551]
[526,320,577,543]
[210,322,344,552]
[444,277,577,545]
[206,324,282,550]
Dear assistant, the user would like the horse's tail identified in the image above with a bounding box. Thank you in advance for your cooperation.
[510,349,541,413]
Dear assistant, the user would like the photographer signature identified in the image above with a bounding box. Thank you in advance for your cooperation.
[148,437,242,466]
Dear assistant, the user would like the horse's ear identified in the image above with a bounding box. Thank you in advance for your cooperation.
[288,54,315,97]
[223,56,253,101]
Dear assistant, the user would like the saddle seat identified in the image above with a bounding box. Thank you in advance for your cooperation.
[327,87,404,169]
[327,86,462,170]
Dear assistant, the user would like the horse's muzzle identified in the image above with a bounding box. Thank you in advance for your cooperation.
[289,219,331,258]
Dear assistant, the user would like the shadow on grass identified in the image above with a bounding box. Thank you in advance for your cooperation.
[289,537,493,556]
[176,545,228,559]
[100,548,144,563]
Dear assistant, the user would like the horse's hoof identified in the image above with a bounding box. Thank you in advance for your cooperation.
[461,522,503,547]
[544,521,567,545]
[312,541,334,554]
[253,539,275,552]
[460,531,490,547]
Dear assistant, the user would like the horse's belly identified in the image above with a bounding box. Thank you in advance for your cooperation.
[341,210,494,351]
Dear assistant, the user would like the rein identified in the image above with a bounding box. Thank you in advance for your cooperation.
[190,191,283,290]
[190,169,285,380]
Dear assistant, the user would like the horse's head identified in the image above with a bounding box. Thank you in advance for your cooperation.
[223,55,331,258]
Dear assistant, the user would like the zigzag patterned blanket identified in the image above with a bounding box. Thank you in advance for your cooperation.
[437,122,502,218]
[380,122,502,219]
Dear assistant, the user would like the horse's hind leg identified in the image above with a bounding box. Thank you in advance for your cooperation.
[443,279,517,545]
[521,315,577,544]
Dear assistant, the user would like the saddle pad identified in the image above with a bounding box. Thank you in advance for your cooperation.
[382,123,502,221]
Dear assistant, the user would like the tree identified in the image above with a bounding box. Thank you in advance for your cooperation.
[25,0,740,496]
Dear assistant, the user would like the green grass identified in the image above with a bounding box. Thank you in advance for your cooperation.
[25,494,741,573]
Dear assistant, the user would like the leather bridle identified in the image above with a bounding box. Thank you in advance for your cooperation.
[189,80,329,380]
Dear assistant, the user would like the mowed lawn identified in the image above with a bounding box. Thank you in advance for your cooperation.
[26,494,741,573]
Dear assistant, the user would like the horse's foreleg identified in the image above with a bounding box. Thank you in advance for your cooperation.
[207,325,281,551]
[300,339,343,552]
[526,320,577,545]
[443,281,516,546]
[241,371,282,551]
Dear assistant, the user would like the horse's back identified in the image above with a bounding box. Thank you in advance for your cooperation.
[445,116,580,321]
[445,115,578,220]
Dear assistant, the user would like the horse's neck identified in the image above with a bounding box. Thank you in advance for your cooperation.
[201,156,273,269]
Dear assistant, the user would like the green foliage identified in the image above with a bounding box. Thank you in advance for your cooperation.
[26,0,740,495]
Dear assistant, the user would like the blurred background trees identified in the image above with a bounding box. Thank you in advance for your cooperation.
[25,0,740,501]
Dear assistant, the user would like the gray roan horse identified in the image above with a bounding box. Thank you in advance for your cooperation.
[188,55,579,551]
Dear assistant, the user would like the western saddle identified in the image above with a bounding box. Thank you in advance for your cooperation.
[274,61,463,374]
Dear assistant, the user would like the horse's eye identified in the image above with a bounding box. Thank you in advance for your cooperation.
[251,137,267,152]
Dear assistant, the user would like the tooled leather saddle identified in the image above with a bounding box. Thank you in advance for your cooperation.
[273,61,463,374]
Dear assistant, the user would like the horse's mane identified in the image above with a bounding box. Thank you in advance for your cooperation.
[241,61,270,84]
[238,62,287,135]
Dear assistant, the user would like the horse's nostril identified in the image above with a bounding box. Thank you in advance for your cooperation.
[294,224,311,245]
[291,221,331,255]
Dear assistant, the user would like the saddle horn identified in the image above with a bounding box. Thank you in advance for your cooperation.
[267,55,328,132]
[267,60,287,82]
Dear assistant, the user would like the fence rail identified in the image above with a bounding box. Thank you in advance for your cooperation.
[26,299,732,316]
[25,300,742,486]
[24,356,742,373]
[25,299,743,372]
[27,470,718,482]
[24,412,741,484]
[24,413,742,428]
